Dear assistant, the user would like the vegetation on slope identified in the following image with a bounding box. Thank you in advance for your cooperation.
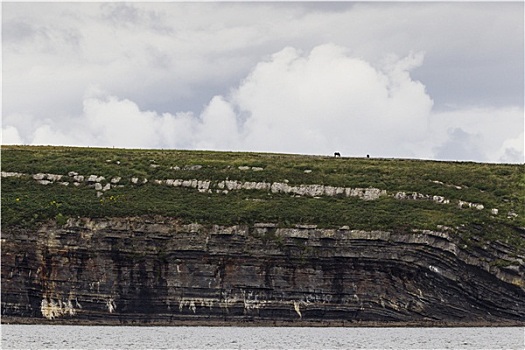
[2,145,524,249]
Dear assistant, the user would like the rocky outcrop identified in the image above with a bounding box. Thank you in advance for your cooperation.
[1,171,505,216]
[2,217,524,325]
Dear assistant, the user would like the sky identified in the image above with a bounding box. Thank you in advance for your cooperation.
[2,1,524,163]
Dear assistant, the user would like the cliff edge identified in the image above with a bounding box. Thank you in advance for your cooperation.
[2,146,524,325]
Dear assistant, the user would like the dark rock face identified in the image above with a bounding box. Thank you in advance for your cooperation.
[2,217,524,325]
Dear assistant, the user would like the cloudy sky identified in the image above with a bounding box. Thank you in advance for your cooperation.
[2,2,524,163]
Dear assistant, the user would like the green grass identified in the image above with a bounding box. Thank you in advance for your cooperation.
[2,145,524,250]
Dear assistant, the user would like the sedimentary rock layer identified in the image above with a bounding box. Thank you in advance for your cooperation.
[2,217,524,325]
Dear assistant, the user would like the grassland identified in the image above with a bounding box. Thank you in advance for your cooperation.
[1,145,524,249]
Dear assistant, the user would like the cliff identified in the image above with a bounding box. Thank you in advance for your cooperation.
[2,217,524,325]
[1,146,524,325]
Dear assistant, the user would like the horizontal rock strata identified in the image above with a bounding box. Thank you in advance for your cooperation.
[2,217,524,325]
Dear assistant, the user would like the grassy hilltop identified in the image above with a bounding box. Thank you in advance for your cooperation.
[1,145,524,249]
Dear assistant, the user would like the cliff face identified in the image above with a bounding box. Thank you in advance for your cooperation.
[2,216,524,325]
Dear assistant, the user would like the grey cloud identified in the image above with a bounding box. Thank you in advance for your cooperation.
[3,19,82,53]
[285,2,357,14]
[2,20,36,43]
[99,2,174,35]
[4,45,436,158]
[2,2,522,164]
[500,147,524,164]
[434,128,486,162]
[100,3,140,27]
[5,2,522,115]
[145,46,173,70]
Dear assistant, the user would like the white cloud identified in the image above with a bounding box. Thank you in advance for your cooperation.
[498,133,524,164]
[232,44,433,157]
[3,2,522,123]
[1,126,23,145]
[82,96,159,148]
[428,107,524,163]
[31,124,79,147]
[2,1,522,164]
[0,44,429,155]
[3,44,522,163]
[195,96,240,151]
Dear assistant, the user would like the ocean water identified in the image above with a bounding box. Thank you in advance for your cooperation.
[1,325,524,349]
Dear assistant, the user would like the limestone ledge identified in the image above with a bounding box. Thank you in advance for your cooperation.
[1,171,492,213]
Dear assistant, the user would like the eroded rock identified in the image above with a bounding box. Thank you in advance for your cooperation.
[1,217,523,325]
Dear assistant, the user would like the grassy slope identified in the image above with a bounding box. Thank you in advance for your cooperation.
[2,145,524,249]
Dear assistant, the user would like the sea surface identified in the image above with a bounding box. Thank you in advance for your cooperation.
[1,325,524,349]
